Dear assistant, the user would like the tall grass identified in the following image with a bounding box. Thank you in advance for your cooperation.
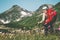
[0,32,60,40]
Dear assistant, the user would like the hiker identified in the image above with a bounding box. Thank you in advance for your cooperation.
[38,5,57,35]
[38,6,48,35]
[38,6,48,24]
[46,5,57,34]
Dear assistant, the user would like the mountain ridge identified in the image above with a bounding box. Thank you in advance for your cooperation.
[0,5,32,24]
[0,2,60,30]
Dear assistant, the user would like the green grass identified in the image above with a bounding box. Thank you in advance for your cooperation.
[0,32,60,40]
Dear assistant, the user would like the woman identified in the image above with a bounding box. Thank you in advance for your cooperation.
[38,6,48,35]
[38,5,57,35]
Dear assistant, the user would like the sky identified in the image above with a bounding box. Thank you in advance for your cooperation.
[0,0,60,13]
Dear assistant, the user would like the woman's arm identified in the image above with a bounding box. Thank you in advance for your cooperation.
[39,13,45,23]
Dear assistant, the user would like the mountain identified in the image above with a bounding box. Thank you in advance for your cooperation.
[7,3,60,30]
[5,5,48,29]
[1,4,53,29]
[0,5,32,24]
[0,2,60,30]
[55,2,60,21]
[55,2,60,8]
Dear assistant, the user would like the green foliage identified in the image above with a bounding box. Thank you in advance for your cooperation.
[6,13,42,30]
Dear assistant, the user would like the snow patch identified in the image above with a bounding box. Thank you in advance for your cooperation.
[21,11,27,15]
[20,11,32,17]
[15,18,21,21]
[0,19,10,24]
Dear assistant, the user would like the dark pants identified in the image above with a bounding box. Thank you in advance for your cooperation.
[44,22,54,35]
[44,15,57,35]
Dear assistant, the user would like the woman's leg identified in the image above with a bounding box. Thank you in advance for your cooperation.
[50,23,54,33]
[50,15,57,33]
[44,24,49,35]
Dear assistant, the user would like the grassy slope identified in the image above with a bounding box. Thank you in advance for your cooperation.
[6,13,42,30]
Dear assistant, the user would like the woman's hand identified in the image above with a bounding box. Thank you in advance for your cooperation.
[38,21,42,24]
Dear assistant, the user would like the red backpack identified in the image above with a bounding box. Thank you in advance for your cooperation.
[45,8,57,24]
